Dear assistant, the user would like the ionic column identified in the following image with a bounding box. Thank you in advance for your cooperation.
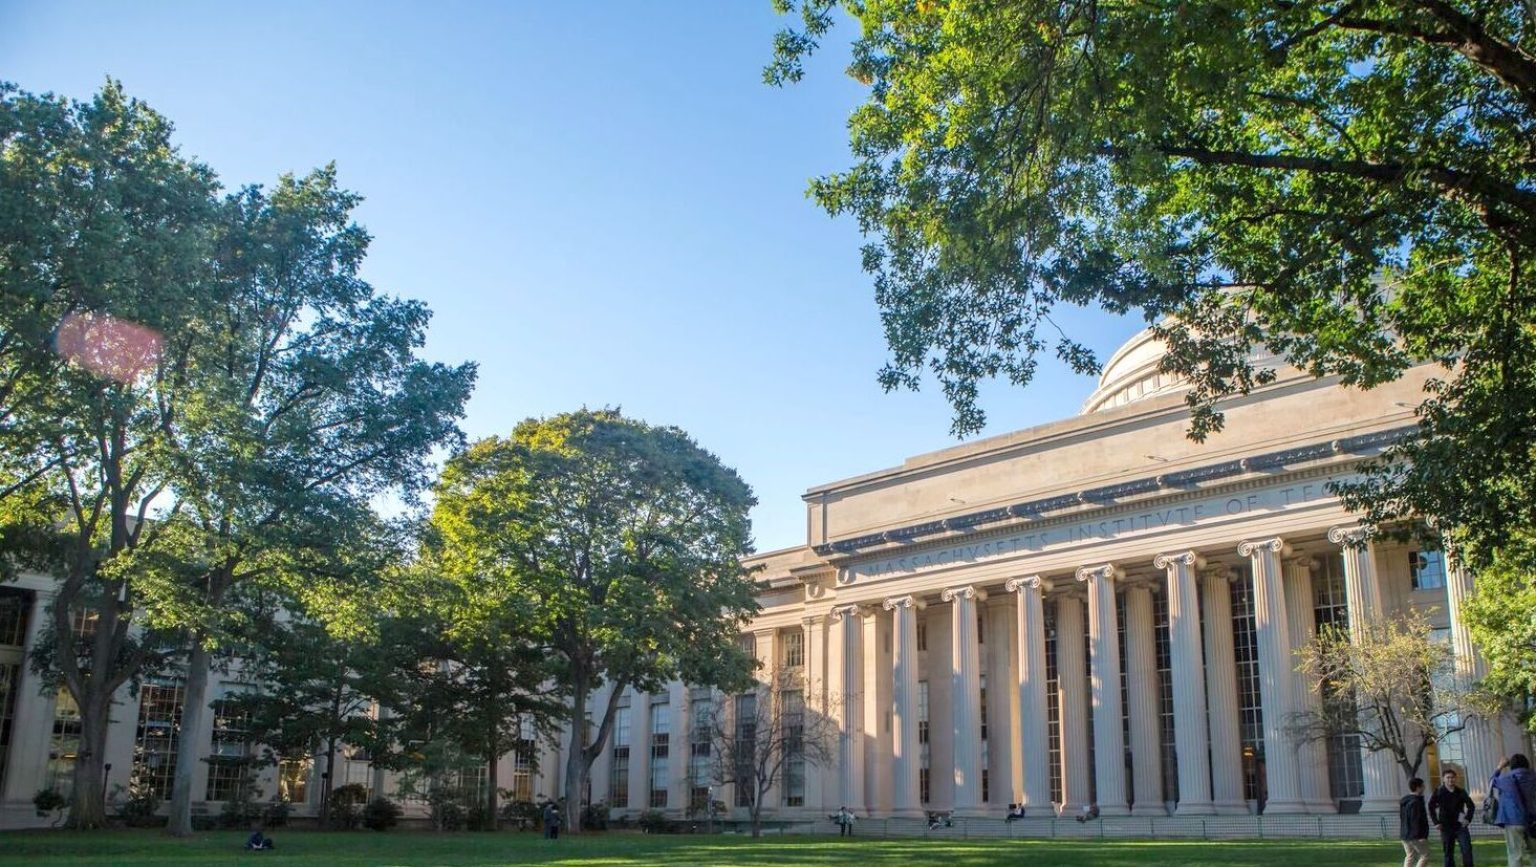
[831,605,866,814]
[1077,564,1129,815]
[1008,576,1053,813]
[861,606,889,815]
[884,594,926,817]
[1284,557,1335,813]
[1124,582,1166,815]
[1056,593,1091,814]
[942,585,986,815]
[1201,566,1249,814]
[985,599,1019,809]
[1156,552,1214,815]
[1328,526,1401,813]
[1444,557,1499,801]
[1240,538,1305,814]
[802,613,827,812]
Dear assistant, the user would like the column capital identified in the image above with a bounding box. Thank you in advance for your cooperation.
[1154,550,1205,571]
[1237,537,1291,558]
[1075,563,1123,584]
[882,594,926,612]
[1005,574,1052,594]
[940,585,988,603]
[1283,555,1320,571]
[1327,525,1370,547]
[830,603,865,621]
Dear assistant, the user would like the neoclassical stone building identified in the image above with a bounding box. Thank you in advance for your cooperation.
[0,329,1525,828]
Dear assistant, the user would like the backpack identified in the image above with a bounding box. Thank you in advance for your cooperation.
[1482,787,1499,825]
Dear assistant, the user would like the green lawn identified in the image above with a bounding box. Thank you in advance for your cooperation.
[0,830,1513,867]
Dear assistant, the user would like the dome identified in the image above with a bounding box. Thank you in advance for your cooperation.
[1081,327,1286,415]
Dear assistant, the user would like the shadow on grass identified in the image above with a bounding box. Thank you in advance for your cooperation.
[0,829,1511,867]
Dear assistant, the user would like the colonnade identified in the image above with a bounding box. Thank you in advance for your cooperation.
[825,527,1498,817]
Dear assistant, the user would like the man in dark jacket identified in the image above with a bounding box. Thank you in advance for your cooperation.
[1403,777,1432,867]
[1430,769,1476,867]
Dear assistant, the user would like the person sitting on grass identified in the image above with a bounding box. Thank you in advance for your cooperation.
[1075,803,1100,823]
[245,828,274,851]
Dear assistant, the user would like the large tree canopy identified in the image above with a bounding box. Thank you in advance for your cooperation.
[429,409,760,831]
[768,2,1536,570]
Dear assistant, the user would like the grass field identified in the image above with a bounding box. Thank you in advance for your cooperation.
[0,830,1513,866]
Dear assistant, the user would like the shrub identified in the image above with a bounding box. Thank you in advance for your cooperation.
[500,799,540,832]
[324,783,369,830]
[637,809,673,834]
[116,789,163,828]
[465,803,495,832]
[581,801,609,831]
[32,789,67,816]
[363,797,402,831]
[263,800,291,827]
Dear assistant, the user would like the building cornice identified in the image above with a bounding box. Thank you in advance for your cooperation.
[811,425,1415,560]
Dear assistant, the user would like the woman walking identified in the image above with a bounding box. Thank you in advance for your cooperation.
[1490,754,1536,867]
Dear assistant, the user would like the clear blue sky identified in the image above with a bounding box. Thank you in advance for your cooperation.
[1,1,1141,552]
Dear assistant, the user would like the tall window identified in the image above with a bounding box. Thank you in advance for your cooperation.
[649,701,670,808]
[610,705,631,809]
[277,758,310,804]
[0,588,26,790]
[1153,590,1179,803]
[979,673,989,803]
[1044,607,1063,805]
[48,691,82,797]
[734,693,756,807]
[918,680,930,803]
[917,620,928,652]
[782,688,805,807]
[1315,554,1363,800]
[1410,550,1447,591]
[689,691,713,813]
[507,714,536,803]
[133,681,185,800]
[205,699,252,801]
[781,631,804,670]
[1230,571,1265,804]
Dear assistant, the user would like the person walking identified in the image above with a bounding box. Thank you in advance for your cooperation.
[542,801,561,841]
[1490,754,1536,867]
[1431,768,1477,867]
[1403,777,1432,867]
[838,806,856,837]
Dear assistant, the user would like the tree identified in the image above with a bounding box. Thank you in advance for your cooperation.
[1,80,219,829]
[156,164,475,837]
[429,409,760,831]
[766,3,1536,572]
[704,675,836,838]
[1462,531,1536,727]
[226,604,389,829]
[1292,609,1493,784]
[368,570,562,831]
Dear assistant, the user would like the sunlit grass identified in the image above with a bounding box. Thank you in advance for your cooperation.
[0,829,1510,866]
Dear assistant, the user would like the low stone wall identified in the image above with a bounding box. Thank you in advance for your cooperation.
[780,815,1507,841]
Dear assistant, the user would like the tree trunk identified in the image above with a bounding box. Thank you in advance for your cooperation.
[486,747,500,831]
[750,795,762,838]
[65,693,112,830]
[166,637,211,836]
[563,683,590,833]
[322,735,337,829]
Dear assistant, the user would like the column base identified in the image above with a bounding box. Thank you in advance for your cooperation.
[1096,803,1131,817]
[1173,801,1216,816]
[1212,800,1252,815]
[951,806,990,819]
[1358,796,1399,814]
[1259,798,1308,815]
[889,807,926,819]
[1130,803,1169,817]
[1305,800,1337,814]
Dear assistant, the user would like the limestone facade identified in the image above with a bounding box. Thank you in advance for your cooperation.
[0,331,1526,827]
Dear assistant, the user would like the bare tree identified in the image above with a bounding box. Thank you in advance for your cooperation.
[1291,609,1496,784]
[704,674,837,838]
